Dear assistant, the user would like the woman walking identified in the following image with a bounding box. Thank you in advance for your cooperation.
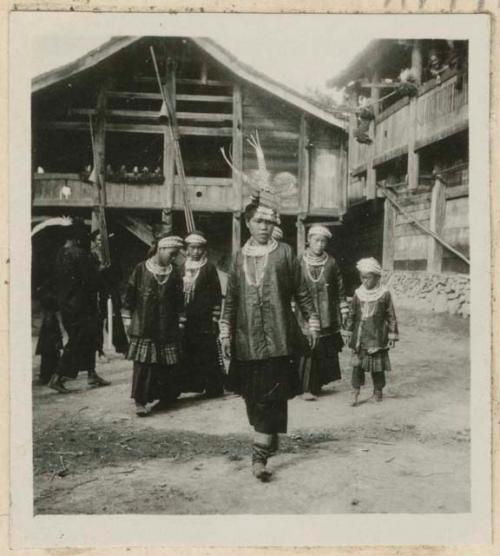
[125,233,184,416]
[298,225,348,400]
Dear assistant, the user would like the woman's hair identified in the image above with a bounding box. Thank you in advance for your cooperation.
[244,201,259,222]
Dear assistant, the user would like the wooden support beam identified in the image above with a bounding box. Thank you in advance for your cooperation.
[176,94,233,103]
[162,57,176,234]
[92,79,111,265]
[232,82,243,212]
[176,77,231,87]
[411,40,423,85]
[108,91,162,100]
[71,108,233,122]
[200,60,208,84]
[382,198,396,271]
[296,215,306,256]
[365,70,378,200]
[136,76,231,87]
[298,114,310,215]
[174,176,233,187]
[358,79,399,89]
[427,178,447,272]
[116,214,154,246]
[41,121,233,136]
[347,88,359,202]
[107,91,235,103]
[407,96,419,191]
[232,212,241,254]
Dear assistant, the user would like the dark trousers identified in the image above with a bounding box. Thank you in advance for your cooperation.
[57,314,99,379]
[352,367,386,390]
[39,349,60,383]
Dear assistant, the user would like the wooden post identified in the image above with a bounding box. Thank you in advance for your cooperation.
[298,114,310,214]
[297,215,306,256]
[411,40,423,85]
[162,56,176,234]
[382,198,396,270]
[232,212,241,254]
[408,40,422,191]
[232,82,243,254]
[93,79,111,265]
[366,69,378,200]
[427,177,447,272]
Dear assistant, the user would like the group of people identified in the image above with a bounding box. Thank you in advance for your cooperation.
[37,196,399,482]
[125,231,225,416]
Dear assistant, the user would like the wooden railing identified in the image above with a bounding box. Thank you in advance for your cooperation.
[32,173,234,210]
[373,99,410,165]
[416,73,468,148]
[32,174,94,206]
[349,71,468,177]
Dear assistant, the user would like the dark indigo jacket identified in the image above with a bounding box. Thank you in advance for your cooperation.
[222,242,317,361]
[346,289,399,351]
[55,243,101,321]
[300,255,348,335]
[124,262,183,344]
[181,261,222,336]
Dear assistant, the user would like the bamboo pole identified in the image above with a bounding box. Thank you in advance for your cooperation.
[150,46,195,233]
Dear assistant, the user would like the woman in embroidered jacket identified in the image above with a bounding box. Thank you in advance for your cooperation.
[345,257,399,406]
[220,201,320,482]
[181,230,224,398]
[124,234,184,417]
[299,225,349,400]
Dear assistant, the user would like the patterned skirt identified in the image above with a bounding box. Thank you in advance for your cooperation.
[127,337,178,366]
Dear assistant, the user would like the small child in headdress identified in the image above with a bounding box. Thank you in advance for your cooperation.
[345,257,399,406]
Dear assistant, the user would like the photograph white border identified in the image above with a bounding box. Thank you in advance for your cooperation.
[8,10,491,548]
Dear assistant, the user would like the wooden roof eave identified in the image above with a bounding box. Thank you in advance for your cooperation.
[32,36,348,132]
[193,38,347,131]
[31,36,139,94]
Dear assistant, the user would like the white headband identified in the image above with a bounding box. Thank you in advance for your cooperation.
[356,257,382,275]
[158,235,183,249]
[185,233,207,246]
[308,225,332,240]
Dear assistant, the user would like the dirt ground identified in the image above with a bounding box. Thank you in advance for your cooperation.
[32,307,470,514]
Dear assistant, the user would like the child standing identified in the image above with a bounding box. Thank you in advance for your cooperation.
[346,257,399,406]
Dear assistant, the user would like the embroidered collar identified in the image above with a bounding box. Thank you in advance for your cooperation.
[355,284,388,303]
[241,237,278,257]
[145,257,172,285]
[185,256,208,271]
[303,249,328,267]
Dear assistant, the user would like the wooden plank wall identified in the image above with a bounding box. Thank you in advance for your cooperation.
[442,196,469,273]
[393,191,431,270]
[416,74,468,148]
[309,123,344,212]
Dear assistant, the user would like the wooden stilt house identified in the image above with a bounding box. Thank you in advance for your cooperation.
[31,36,348,287]
[327,39,469,293]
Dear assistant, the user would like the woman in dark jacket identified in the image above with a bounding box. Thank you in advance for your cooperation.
[220,200,319,481]
[298,225,349,400]
[124,233,184,416]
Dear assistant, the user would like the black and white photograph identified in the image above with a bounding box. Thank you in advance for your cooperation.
[8,9,492,549]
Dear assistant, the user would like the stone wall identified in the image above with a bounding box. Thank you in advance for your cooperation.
[382,271,470,318]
